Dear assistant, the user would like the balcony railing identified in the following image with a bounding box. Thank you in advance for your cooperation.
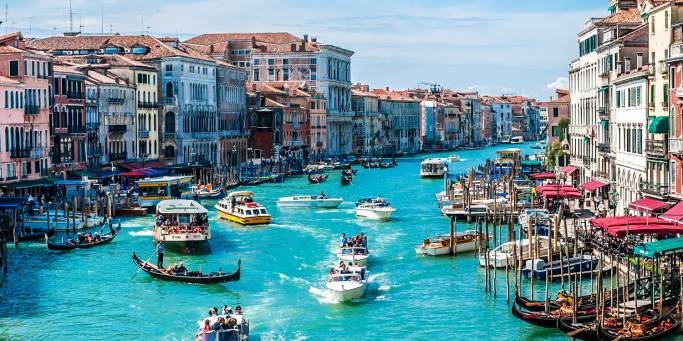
[597,142,610,153]
[164,132,176,139]
[164,98,175,105]
[676,87,683,98]
[67,91,83,99]
[24,104,39,115]
[640,181,669,197]
[646,139,668,158]
[659,60,668,76]
[67,126,86,134]
[671,138,683,155]
[138,130,150,139]
[9,148,29,159]
[30,147,43,159]
[597,106,609,121]
[108,97,124,105]
[672,42,683,59]
[137,101,158,109]
[109,152,127,162]
[108,125,127,133]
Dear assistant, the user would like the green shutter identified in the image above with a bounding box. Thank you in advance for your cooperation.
[664,84,669,107]
[616,90,621,107]
[636,86,641,106]
[651,84,655,106]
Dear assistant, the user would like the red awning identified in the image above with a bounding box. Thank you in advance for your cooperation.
[144,160,166,168]
[530,172,556,180]
[660,201,683,224]
[118,162,143,171]
[119,170,146,177]
[580,180,607,192]
[534,184,583,199]
[561,165,578,175]
[628,198,671,213]
[590,216,681,236]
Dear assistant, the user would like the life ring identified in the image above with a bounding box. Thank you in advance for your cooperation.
[193,227,204,234]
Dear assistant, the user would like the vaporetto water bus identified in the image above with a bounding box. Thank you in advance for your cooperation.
[420,158,448,178]
[276,195,343,209]
[215,191,271,225]
[137,176,194,209]
[154,199,210,249]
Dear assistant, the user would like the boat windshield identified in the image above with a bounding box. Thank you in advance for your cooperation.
[341,247,367,255]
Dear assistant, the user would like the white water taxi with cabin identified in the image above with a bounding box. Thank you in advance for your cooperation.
[276,195,343,209]
[215,191,271,225]
[415,230,487,256]
[337,246,369,266]
[420,158,448,178]
[478,236,560,268]
[355,197,395,220]
[448,154,461,162]
[154,199,210,249]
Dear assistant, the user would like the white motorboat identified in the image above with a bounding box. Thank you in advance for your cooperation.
[510,136,524,144]
[277,195,343,209]
[337,246,369,266]
[355,197,395,220]
[415,230,486,256]
[154,199,210,250]
[448,154,461,162]
[478,236,560,268]
[326,265,369,302]
[24,213,83,231]
[420,158,448,178]
[441,204,490,220]
[191,184,225,199]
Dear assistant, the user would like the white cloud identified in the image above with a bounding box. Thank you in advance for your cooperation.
[547,77,569,90]
[466,84,488,92]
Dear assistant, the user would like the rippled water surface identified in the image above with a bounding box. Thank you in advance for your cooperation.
[1,142,622,340]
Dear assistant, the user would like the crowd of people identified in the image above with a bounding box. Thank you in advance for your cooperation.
[339,233,368,249]
[197,305,248,339]
[155,214,208,234]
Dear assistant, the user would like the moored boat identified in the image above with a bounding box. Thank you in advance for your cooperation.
[154,199,210,249]
[308,174,328,184]
[276,195,343,209]
[522,255,607,280]
[46,225,121,251]
[441,204,491,220]
[191,184,225,199]
[511,136,524,144]
[355,197,395,220]
[17,228,54,242]
[415,230,487,256]
[136,176,194,209]
[215,191,271,225]
[132,252,240,284]
[479,236,556,268]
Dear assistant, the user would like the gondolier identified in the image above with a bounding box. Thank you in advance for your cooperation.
[156,241,165,268]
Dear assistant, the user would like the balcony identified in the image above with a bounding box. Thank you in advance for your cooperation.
[597,142,610,153]
[10,148,29,159]
[109,152,127,162]
[164,98,175,105]
[67,91,83,99]
[640,180,669,198]
[108,125,127,133]
[599,68,609,77]
[137,101,158,109]
[597,106,609,121]
[108,97,124,105]
[138,130,150,139]
[163,132,176,139]
[671,138,683,155]
[24,104,39,115]
[30,147,43,159]
[594,170,610,182]
[646,139,668,159]
[672,42,683,59]
[67,126,86,134]
[315,141,323,147]
[659,61,668,76]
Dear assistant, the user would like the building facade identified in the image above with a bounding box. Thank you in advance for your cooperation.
[52,64,87,174]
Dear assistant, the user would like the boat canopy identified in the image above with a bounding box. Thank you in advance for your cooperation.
[136,176,193,187]
[628,198,671,213]
[226,191,254,198]
[634,237,683,258]
[521,160,543,166]
[660,201,683,224]
[579,180,607,192]
[420,158,448,165]
[530,172,556,180]
[590,216,682,237]
[156,200,208,214]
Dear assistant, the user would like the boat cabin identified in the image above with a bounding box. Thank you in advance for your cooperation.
[496,148,521,165]
[155,199,209,233]
[420,158,448,177]
[136,176,193,208]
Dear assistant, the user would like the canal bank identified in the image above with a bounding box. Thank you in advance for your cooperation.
[0,142,595,340]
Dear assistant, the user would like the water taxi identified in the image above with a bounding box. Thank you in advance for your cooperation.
[154,199,210,249]
[441,203,491,220]
[420,158,448,178]
[448,154,461,162]
[355,197,396,220]
[510,136,524,144]
[277,195,343,209]
[415,230,487,256]
[479,236,558,268]
[215,191,271,225]
[326,264,369,302]
[191,184,224,199]
[136,176,194,209]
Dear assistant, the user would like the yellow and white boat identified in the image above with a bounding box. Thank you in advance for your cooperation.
[136,176,194,209]
[215,191,271,225]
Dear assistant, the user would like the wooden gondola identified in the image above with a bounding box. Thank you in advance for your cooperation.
[361,162,370,169]
[511,302,596,328]
[242,177,272,187]
[516,279,646,312]
[596,304,681,341]
[341,175,352,185]
[308,174,328,184]
[342,169,354,177]
[557,318,598,341]
[17,228,55,242]
[46,226,121,251]
[225,180,248,191]
[131,252,240,284]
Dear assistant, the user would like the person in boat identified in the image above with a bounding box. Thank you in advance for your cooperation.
[156,241,165,269]
[222,305,233,315]
[156,214,165,227]
[340,233,347,248]
[93,232,101,241]
[320,191,326,199]
[86,233,94,243]
[200,319,212,333]
[235,306,243,315]
[361,233,367,248]
[66,237,76,245]
[212,317,224,331]
[175,262,188,275]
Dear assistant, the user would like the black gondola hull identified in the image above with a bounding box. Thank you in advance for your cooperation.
[132,252,240,284]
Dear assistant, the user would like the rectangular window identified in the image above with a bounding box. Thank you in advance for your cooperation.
[253,59,260,66]
[552,126,559,137]
[8,60,19,77]
[268,59,274,65]
[283,69,289,81]
[672,161,677,185]
[311,58,317,65]
[636,86,641,106]
[616,89,621,107]
[253,69,260,81]
[166,64,173,72]
[283,58,289,65]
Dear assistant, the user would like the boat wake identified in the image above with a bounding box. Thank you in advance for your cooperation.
[128,230,153,237]
[308,286,340,304]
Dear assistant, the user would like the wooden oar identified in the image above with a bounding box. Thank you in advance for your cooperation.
[130,251,157,280]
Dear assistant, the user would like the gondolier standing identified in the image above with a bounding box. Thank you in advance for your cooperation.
[156,241,165,268]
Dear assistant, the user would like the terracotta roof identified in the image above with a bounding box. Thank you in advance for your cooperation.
[53,64,84,76]
[85,70,122,85]
[599,8,641,24]
[264,97,287,108]
[0,75,21,84]
[352,89,378,97]
[185,32,301,46]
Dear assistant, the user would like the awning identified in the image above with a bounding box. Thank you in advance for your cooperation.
[144,160,167,169]
[634,237,683,258]
[590,216,681,237]
[648,116,669,134]
[660,201,683,224]
[530,172,556,180]
[628,198,671,213]
[521,160,543,166]
[118,162,143,171]
[600,120,608,127]
[534,184,583,199]
[561,165,578,175]
[1,178,54,189]
[580,180,607,192]
[597,85,609,92]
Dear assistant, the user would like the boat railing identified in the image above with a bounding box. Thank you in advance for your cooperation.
[160,224,209,234]
[195,327,246,341]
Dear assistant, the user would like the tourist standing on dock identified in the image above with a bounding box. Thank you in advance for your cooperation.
[156,241,165,268]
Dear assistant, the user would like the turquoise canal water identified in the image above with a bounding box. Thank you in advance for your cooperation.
[2,142,654,340]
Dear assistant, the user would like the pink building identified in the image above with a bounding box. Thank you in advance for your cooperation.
[0,32,52,195]
[538,89,570,145]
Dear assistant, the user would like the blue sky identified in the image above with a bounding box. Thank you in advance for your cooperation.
[8,0,606,99]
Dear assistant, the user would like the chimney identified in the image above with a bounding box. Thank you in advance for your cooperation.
[624,57,631,72]
[252,83,256,92]
[299,42,305,52]
[637,53,643,69]
[311,37,317,43]
[251,36,256,47]
[616,60,623,74]
[291,43,296,52]
[303,34,308,42]
[210,44,214,53]
[385,86,389,91]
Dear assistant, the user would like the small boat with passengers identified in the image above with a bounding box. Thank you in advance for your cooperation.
[132,252,240,284]
[195,305,250,340]
[415,230,487,256]
[355,197,396,220]
[215,191,271,225]
[277,194,343,209]
[326,263,369,302]
[154,199,210,249]
[191,184,225,199]
[420,158,448,178]
[46,223,121,251]
[448,154,461,162]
